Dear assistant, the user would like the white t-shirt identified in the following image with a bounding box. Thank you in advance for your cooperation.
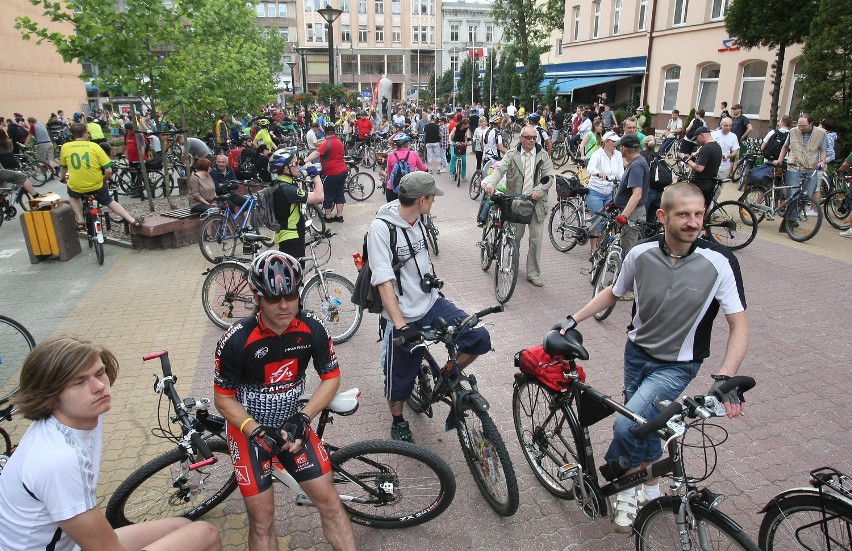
[587,147,625,195]
[148,133,162,153]
[483,126,504,158]
[0,416,103,551]
[712,130,740,174]
[506,105,517,117]
[306,128,320,150]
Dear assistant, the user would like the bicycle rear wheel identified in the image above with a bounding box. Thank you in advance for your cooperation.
[739,186,768,224]
[105,438,237,527]
[512,378,579,500]
[469,171,482,200]
[823,189,850,230]
[330,439,456,529]
[301,272,362,344]
[455,402,519,516]
[784,196,822,242]
[705,201,758,250]
[21,161,48,186]
[593,252,621,321]
[635,496,759,550]
[494,234,519,304]
[548,201,582,252]
[758,492,852,551]
[480,222,495,271]
[0,315,36,403]
[201,262,256,329]
[424,216,439,256]
[304,204,326,238]
[16,188,33,212]
[345,172,376,201]
[198,214,238,263]
[94,236,105,265]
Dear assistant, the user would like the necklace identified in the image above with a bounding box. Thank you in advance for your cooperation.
[661,240,687,259]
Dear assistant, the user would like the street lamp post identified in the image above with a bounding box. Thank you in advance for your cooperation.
[294,46,309,94]
[286,61,297,100]
[317,4,343,85]
[531,95,537,113]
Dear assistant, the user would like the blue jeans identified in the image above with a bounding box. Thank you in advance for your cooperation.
[604,340,702,468]
[586,188,613,234]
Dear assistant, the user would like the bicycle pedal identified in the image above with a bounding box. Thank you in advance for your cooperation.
[558,463,580,481]
[580,268,592,275]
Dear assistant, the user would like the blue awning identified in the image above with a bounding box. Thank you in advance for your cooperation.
[539,74,631,95]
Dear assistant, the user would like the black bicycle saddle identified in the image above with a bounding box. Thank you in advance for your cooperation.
[543,329,589,360]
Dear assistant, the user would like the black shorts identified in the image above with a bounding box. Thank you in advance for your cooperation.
[67,183,114,206]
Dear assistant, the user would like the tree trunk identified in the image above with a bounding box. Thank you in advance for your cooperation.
[769,43,786,129]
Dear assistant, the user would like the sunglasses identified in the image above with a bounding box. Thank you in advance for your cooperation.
[260,292,300,304]
[520,135,537,140]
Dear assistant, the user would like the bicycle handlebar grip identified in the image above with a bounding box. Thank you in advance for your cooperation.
[717,375,756,396]
[189,432,215,469]
[630,401,683,439]
[142,351,172,377]
[474,305,505,318]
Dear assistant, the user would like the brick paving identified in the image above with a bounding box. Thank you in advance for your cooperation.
[0,167,850,550]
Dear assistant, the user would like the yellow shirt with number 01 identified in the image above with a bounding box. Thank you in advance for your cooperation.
[60,140,113,193]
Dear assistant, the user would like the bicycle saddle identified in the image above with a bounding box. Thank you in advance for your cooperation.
[243,233,269,243]
[299,387,360,416]
[543,329,589,360]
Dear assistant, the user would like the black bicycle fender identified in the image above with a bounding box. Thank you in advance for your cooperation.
[757,488,823,514]
[460,390,490,412]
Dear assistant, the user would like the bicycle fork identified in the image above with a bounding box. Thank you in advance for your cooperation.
[88,202,104,244]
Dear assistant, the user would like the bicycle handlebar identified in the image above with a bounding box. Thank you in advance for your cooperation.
[392,304,504,346]
[143,351,215,469]
[630,376,756,439]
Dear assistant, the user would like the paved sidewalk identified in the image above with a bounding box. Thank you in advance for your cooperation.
[1,164,850,550]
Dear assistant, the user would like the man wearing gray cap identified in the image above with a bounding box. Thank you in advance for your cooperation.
[366,171,492,442]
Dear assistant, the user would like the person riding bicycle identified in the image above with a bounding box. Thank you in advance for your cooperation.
[367,172,492,442]
[482,115,507,163]
[267,147,324,260]
[563,181,749,534]
[773,114,827,202]
[481,125,555,288]
[384,133,427,202]
[354,111,373,143]
[0,337,222,551]
[213,252,356,551]
[60,123,142,231]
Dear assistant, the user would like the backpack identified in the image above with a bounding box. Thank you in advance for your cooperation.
[227,147,244,171]
[388,151,413,193]
[351,220,400,314]
[7,122,28,143]
[255,184,281,232]
[649,155,673,192]
[762,129,787,161]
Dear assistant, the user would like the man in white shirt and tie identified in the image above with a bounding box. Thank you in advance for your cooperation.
[481,125,555,287]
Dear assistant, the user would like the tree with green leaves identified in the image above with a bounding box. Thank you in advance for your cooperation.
[316,83,348,106]
[16,0,285,132]
[798,0,851,154]
[541,79,558,113]
[481,49,497,107]
[490,0,563,67]
[496,51,521,106]
[458,56,481,107]
[725,0,819,127]
[520,46,545,111]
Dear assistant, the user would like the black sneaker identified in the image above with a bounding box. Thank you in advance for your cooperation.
[391,421,414,443]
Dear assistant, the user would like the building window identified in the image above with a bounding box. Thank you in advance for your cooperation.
[788,59,804,116]
[266,3,275,17]
[573,6,581,41]
[359,25,368,42]
[340,0,349,11]
[392,0,400,14]
[278,3,288,17]
[306,23,324,42]
[279,28,289,41]
[556,38,563,56]
[375,26,384,42]
[256,3,265,17]
[486,25,493,42]
[638,0,647,30]
[306,22,314,42]
[450,54,459,73]
[387,54,403,74]
[341,24,351,42]
[613,0,622,35]
[469,25,477,43]
[697,63,720,114]
[392,26,401,43]
[673,0,688,25]
[450,24,459,42]
[358,0,366,14]
[593,1,601,38]
[711,0,727,20]
[662,65,680,112]
[375,0,383,14]
[419,0,428,14]
[739,61,767,116]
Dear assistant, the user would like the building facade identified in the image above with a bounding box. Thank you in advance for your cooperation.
[1,0,87,120]
[541,0,804,134]
[440,0,503,77]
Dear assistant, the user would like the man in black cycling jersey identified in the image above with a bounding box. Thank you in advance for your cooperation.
[213,251,355,551]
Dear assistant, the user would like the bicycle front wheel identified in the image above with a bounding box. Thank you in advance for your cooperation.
[705,200,758,250]
[494,234,519,304]
[424,217,439,256]
[22,162,48,186]
[301,272,362,344]
[201,262,256,329]
[198,214,238,263]
[346,172,376,201]
[330,439,456,529]
[593,252,621,321]
[0,315,36,402]
[469,171,482,200]
[758,492,852,551]
[480,222,495,271]
[362,147,377,169]
[512,378,580,500]
[548,201,582,252]
[785,196,822,242]
[823,189,850,230]
[304,204,327,238]
[635,496,759,551]
[455,402,519,516]
[105,439,237,527]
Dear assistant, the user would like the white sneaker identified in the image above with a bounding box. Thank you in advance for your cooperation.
[805,210,819,217]
[613,489,638,533]
[840,228,852,238]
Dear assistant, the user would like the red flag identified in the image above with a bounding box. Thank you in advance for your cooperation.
[467,48,484,59]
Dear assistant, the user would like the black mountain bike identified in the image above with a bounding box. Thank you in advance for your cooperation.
[512,321,757,550]
[404,305,520,517]
[105,351,456,529]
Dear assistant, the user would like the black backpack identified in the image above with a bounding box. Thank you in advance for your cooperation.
[649,155,673,192]
[351,220,400,314]
[762,129,787,161]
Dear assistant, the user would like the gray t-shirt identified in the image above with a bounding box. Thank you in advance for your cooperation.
[615,155,650,209]
[184,137,211,158]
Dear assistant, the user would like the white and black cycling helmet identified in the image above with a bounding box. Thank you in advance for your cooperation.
[249,251,303,297]
[489,115,502,124]
[392,132,411,146]
[268,147,298,174]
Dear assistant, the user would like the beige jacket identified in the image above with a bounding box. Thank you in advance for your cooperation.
[483,143,555,222]
[788,126,826,170]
